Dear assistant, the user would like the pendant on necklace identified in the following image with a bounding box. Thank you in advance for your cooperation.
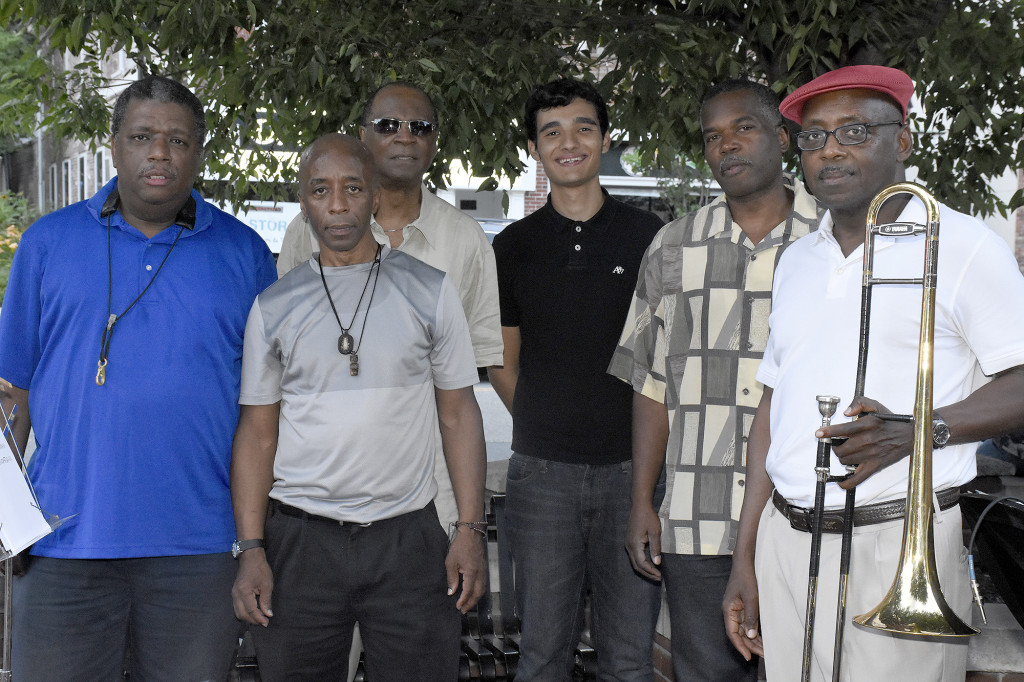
[338,332,354,355]
[349,353,359,376]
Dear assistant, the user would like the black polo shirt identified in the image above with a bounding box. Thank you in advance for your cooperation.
[492,192,663,464]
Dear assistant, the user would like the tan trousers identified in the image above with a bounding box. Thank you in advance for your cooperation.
[755,497,971,682]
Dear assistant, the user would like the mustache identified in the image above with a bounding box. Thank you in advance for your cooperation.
[138,165,177,179]
[718,155,750,174]
[816,165,853,180]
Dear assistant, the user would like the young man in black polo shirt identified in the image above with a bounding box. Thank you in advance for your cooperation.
[489,78,664,681]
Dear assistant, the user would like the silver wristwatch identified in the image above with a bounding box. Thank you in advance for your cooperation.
[231,538,265,559]
[932,415,951,449]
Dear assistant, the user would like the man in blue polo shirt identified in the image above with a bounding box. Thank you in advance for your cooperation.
[0,75,277,681]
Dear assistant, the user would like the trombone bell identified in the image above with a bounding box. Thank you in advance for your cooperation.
[853,545,977,636]
[851,182,978,638]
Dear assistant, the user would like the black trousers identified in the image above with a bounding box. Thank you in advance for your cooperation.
[252,501,461,681]
[661,553,759,682]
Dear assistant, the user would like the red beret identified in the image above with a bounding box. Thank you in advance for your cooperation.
[779,65,915,125]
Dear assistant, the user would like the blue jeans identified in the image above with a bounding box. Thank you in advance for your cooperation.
[506,453,663,682]
[661,554,759,682]
[13,554,240,682]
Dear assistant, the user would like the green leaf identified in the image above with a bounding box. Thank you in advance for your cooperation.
[417,58,440,73]
[0,0,1016,218]
[787,42,802,69]
[1009,188,1024,213]
[949,110,970,136]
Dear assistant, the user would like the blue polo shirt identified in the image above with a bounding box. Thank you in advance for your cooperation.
[0,178,277,558]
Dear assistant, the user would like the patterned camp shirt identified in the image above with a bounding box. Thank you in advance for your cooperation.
[608,174,823,555]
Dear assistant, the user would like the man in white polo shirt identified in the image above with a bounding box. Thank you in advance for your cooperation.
[724,65,1024,682]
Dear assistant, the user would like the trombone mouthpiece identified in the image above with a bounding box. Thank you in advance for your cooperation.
[816,395,840,423]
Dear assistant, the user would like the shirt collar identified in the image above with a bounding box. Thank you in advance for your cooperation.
[813,194,926,252]
[542,188,615,234]
[704,173,820,245]
[88,177,211,241]
[369,184,435,247]
[310,245,393,274]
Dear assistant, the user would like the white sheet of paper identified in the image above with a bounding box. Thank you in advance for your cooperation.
[0,435,53,555]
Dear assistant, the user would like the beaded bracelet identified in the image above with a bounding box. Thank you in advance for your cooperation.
[449,520,488,538]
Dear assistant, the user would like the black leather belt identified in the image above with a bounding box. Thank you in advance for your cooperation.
[771,487,960,534]
[271,499,373,527]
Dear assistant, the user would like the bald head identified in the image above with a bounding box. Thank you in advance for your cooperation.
[299,133,377,191]
[298,133,381,265]
[361,82,437,127]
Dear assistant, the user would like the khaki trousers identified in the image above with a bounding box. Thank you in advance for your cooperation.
[755,497,971,681]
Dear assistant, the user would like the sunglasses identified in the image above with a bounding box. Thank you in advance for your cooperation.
[370,118,438,137]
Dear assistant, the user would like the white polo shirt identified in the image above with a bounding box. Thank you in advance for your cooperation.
[758,196,1024,508]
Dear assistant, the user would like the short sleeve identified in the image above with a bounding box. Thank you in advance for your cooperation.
[454,225,504,367]
[0,225,45,389]
[429,275,480,390]
[239,298,284,405]
[607,235,669,404]
[948,230,1024,375]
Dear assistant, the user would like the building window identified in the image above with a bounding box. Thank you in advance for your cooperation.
[78,154,86,202]
[48,164,57,211]
[95,150,106,193]
[61,160,70,207]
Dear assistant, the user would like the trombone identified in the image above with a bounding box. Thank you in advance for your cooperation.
[801,182,977,682]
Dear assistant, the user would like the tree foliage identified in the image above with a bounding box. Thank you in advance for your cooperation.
[0,191,36,298]
[0,28,50,153]
[2,0,1022,216]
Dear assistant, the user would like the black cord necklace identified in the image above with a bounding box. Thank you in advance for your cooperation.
[318,244,383,376]
[96,197,190,386]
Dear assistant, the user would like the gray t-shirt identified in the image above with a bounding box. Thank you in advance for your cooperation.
[240,247,478,523]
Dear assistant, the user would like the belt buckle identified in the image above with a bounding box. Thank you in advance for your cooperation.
[788,505,845,534]
[787,506,810,532]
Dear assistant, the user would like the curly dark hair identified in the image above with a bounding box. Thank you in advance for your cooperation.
[524,78,608,145]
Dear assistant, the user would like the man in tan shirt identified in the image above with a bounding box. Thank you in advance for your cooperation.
[276,82,502,529]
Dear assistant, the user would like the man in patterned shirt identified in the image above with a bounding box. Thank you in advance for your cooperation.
[609,79,822,681]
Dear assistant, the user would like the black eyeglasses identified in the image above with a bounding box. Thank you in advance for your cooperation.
[795,121,903,151]
[370,118,438,137]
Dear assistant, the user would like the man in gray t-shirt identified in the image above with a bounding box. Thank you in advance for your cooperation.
[230,133,487,681]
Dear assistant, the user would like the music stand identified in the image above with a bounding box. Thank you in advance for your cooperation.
[1,402,74,682]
